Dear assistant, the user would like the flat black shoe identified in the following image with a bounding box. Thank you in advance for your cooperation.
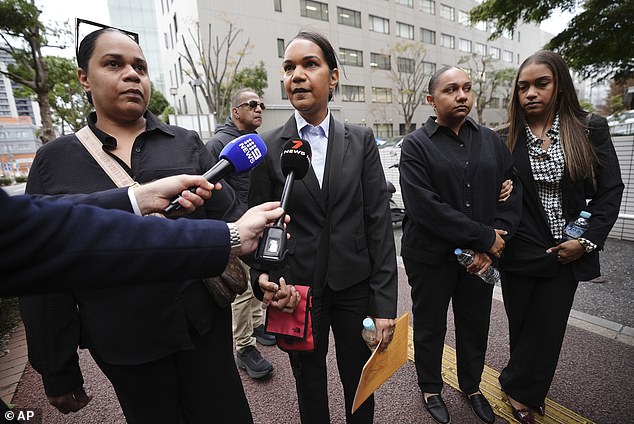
[423,394,450,424]
[468,393,495,424]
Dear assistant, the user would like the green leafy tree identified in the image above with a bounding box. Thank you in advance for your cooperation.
[459,54,515,124]
[385,41,430,135]
[232,61,268,97]
[46,56,91,133]
[147,84,169,117]
[0,0,61,142]
[469,0,634,82]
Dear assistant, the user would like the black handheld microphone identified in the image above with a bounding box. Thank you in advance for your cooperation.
[163,133,267,214]
[255,139,311,267]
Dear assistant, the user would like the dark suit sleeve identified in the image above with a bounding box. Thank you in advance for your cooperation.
[491,132,523,238]
[360,128,398,318]
[582,115,624,248]
[1,191,231,296]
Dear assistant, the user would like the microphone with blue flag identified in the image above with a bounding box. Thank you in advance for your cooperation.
[163,133,267,214]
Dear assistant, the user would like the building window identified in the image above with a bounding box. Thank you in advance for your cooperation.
[422,61,436,75]
[399,123,416,134]
[274,0,282,12]
[341,85,365,102]
[440,33,455,49]
[459,38,472,53]
[503,50,513,63]
[178,57,183,83]
[475,42,487,56]
[280,81,288,99]
[173,13,178,35]
[474,20,487,31]
[372,87,392,103]
[337,7,361,28]
[370,52,391,70]
[182,94,188,114]
[396,22,414,40]
[396,0,414,7]
[301,0,328,21]
[277,38,285,58]
[339,48,363,67]
[369,15,390,34]
[440,4,455,21]
[491,97,501,108]
[458,10,470,26]
[397,57,415,73]
[373,123,394,138]
[490,46,500,60]
[421,27,436,44]
[420,0,435,15]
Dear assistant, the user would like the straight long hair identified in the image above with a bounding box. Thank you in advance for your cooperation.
[507,51,598,183]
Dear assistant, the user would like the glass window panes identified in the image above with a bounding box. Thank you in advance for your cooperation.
[422,61,436,75]
[372,87,393,103]
[338,7,361,28]
[421,28,436,44]
[459,38,472,53]
[280,81,288,99]
[371,52,391,70]
[490,46,501,60]
[503,50,513,63]
[300,0,328,21]
[370,15,390,33]
[339,48,363,67]
[440,4,454,21]
[396,22,414,39]
[440,33,455,49]
[397,57,415,73]
[420,0,435,15]
[458,10,470,25]
[475,42,487,56]
[396,0,414,7]
[373,123,394,138]
[277,38,285,58]
[342,85,365,102]
[274,0,282,12]
[474,20,487,31]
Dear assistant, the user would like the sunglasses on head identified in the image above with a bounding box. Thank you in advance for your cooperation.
[237,100,266,110]
[75,18,139,58]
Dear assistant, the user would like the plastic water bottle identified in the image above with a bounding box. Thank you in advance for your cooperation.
[563,211,591,240]
[361,317,377,350]
[454,248,501,285]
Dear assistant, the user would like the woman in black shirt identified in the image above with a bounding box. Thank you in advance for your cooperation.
[399,66,521,424]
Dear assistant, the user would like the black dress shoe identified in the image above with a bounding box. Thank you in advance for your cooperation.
[468,393,495,424]
[510,404,535,424]
[530,403,545,416]
[423,394,450,424]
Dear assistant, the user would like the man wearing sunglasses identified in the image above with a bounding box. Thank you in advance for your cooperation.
[205,88,276,380]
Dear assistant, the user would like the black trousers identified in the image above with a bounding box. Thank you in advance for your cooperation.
[91,306,253,424]
[499,266,578,407]
[404,258,493,395]
[289,281,373,424]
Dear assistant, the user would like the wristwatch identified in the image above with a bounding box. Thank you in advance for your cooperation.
[227,223,241,255]
[577,237,596,253]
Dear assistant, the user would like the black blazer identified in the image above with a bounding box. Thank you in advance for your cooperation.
[500,114,624,280]
[248,115,398,318]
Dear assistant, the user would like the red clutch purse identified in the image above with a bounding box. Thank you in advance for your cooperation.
[264,285,314,352]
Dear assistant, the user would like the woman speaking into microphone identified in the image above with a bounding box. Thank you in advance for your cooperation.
[248,30,398,424]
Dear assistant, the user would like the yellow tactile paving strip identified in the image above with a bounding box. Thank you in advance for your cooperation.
[406,325,595,423]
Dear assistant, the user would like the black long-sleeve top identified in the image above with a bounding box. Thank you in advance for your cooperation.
[399,116,522,264]
[21,111,238,396]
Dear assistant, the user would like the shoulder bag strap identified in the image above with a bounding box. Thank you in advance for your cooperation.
[76,126,139,188]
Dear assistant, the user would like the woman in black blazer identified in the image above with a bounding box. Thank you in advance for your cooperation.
[498,51,624,424]
[249,30,398,424]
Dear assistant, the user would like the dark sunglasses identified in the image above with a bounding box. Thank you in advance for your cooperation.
[237,100,266,110]
[75,18,139,58]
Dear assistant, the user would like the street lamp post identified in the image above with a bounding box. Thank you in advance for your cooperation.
[169,87,179,126]
[189,79,204,136]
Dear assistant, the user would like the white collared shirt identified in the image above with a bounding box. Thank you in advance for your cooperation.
[294,110,330,188]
